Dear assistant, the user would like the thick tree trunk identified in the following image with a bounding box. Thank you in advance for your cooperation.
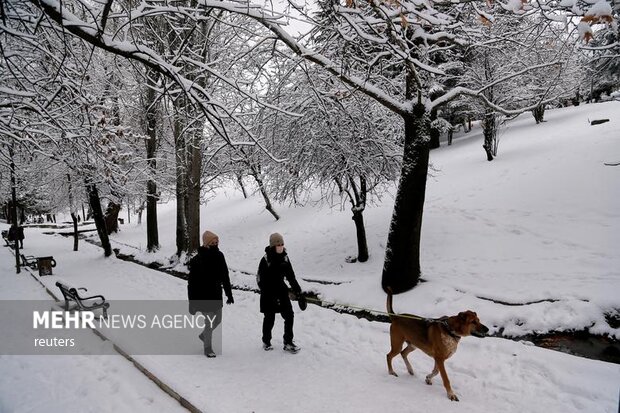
[352,210,369,263]
[146,182,159,251]
[145,72,160,252]
[104,201,121,234]
[483,143,494,161]
[86,182,112,257]
[381,105,430,293]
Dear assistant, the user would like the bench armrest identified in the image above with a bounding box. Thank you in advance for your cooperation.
[81,294,106,303]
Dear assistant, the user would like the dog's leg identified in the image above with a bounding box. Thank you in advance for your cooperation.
[386,327,404,377]
[435,358,458,401]
[425,362,439,385]
[400,344,415,375]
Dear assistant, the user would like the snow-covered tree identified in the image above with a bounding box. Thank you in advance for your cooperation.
[2,0,616,290]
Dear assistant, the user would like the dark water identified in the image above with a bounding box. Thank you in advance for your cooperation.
[520,331,620,364]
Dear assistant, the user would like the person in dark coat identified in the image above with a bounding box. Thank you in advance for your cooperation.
[257,232,303,353]
[8,224,24,249]
[188,230,234,358]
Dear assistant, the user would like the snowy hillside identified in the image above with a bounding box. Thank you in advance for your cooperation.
[115,101,620,340]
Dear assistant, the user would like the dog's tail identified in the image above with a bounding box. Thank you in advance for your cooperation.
[386,287,394,320]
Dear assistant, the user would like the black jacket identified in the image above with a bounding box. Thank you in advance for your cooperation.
[8,226,24,241]
[257,247,301,313]
[187,246,233,314]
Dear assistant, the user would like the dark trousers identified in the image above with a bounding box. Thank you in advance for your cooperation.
[201,308,222,350]
[262,310,294,345]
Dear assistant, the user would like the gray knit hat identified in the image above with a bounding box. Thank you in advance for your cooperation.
[269,232,284,247]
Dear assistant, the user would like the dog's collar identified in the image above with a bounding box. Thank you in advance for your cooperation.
[433,318,461,340]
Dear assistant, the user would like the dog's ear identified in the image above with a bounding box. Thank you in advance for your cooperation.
[458,311,478,323]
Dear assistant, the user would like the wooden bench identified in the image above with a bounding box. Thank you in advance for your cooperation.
[20,254,39,269]
[2,230,12,248]
[55,281,109,318]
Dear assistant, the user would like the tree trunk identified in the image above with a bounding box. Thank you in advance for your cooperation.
[482,112,496,162]
[429,108,440,149]
[137,200,146,225]
[185,131,202,254]
[67,174,79,251]
[104,201,121,234]
[352,210,369,263]
[381,104,430,293]
[146,181,159,251]
[145,71,160,252]
[71,213,79,251]
[343,175,369,263]
[9,143,20,273]
[237,173,248,199]
[532,104,545,124]
[174,109,188,256]
[86,182,112,257]
[252,170,279,221]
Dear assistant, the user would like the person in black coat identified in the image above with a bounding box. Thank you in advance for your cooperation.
[8,224,24,249]
[257,232,303,353]
[188,230,234,357]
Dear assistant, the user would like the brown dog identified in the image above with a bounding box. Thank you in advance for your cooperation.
[386,290,488,401]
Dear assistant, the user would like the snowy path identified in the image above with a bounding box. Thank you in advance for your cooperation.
[1,228,619,413]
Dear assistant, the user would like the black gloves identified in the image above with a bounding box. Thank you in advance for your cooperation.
[226,296,234,305]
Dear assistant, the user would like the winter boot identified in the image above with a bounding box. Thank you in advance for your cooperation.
[283,342,300,354]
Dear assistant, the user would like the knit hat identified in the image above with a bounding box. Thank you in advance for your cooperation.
[269,232,284,247]
[202,231,219,247]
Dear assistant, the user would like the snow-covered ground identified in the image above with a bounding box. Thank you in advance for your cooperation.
[1,102,619,412]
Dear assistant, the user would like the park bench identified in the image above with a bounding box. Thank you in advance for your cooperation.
[18,255,56,275]
[2,230,12,247]
[55,281,109,318]
[20,254,39,270]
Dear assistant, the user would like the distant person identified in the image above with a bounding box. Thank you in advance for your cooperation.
[187,231,234,358]
[257,233,303,353]
[8,224,24,249]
